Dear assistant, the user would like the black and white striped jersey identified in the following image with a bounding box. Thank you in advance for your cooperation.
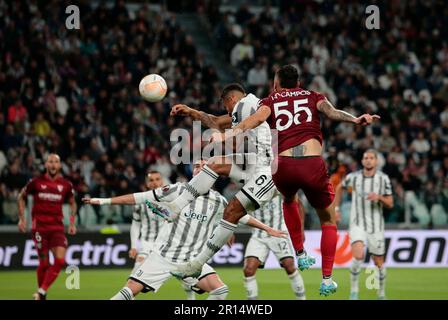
[152,183,228,263]
[231,93,273,167]
[131,202,165,244]
[251,190,286,238]
[342,170,392,233]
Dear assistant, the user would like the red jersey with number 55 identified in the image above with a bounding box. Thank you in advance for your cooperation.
[23,174,74,232]
[258,87,326,153]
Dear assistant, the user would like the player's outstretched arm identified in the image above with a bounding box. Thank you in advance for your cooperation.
[82,190,157,206]
[17,187,27,233]
[212,105,271,142]
[239,214,288,238]
[317,99,380,125]
[170,104,232,131]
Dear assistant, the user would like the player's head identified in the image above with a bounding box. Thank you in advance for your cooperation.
[193,158,207,177]
[274,65,299,92]
[45,153,61,177]
[146,170,163,190]
[220,83,246,115]
[362,149,378,171]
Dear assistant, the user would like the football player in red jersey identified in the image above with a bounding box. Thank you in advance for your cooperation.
[215,65,380,296]
[17,153,77,300]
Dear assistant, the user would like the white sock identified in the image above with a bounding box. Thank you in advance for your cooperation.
[207,285,229,300]
[350,258,362,293]
[173,165,219,210]
[288,270,306,300]
[194,220,237,266]
[111,287,134,300]
[378,266,386,297]
[244,275,258,300]
[182,283,196,300]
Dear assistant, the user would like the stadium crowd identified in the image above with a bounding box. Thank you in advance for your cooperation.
[0,0,447,227]
[0,0,222,225]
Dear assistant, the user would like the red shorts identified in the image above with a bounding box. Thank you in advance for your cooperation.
[273,156,335,209]
[32,230,68,255]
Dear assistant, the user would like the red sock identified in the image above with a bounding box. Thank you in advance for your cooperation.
[41,258,65,291]
[321,224,337,277]
[282,201,303,252]
[37,259,49,288]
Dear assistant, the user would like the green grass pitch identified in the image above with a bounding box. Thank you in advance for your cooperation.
[0,268,447,300]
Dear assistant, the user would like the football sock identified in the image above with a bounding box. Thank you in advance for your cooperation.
[41,258,65,292]
[350,258,362,293]
[194,220,237,266]
[321,224,337,278]
[207,285,229,300]
[288,270,306,300]
[173,165,219,210]
[244,275,258,300]
[111,287,134,300]
[378,266,387,297]
[37,258,49,288]
[282,201,304,252]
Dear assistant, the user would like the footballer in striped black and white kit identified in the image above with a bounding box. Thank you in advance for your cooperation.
[243,190,306,300]
[335,149,393,300]
[84,160,287,300]
[129,171,165,271]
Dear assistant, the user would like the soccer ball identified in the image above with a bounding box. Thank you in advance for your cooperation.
[139,74,167,102]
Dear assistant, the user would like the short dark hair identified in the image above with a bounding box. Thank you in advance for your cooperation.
[276,65,299,89]
[364,149,378,159]
[220,83,246,100]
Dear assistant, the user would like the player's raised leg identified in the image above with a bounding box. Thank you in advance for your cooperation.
[349,240,365,300]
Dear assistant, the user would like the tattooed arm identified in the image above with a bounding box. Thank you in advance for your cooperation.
[316,99,380,125]
[170,104,232,131]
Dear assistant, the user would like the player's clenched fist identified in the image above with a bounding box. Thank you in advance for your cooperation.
[170,104,192,117]
[129,248,138,259]
[354,114,381,126]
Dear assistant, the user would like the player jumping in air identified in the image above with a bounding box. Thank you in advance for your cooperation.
[242,190,306,300]
[157,83,314,282]
[83,159,286,300]
[200,65,381,295]
[335,149,393,300]
[17,154,77,300]
[129,170,195,299]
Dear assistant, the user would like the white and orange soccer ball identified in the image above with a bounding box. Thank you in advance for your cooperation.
[138,74,167,102]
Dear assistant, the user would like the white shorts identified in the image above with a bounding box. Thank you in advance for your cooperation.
[137,240,154,258]
[244,235,295,266]
[235,167,275,211]
[129,251,216,292]
[349,224,385,256]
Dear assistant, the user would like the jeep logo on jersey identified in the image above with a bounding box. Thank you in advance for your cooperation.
[184,210,208,223]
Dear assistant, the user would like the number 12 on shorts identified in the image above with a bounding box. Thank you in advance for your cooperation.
[274,99,312,131]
